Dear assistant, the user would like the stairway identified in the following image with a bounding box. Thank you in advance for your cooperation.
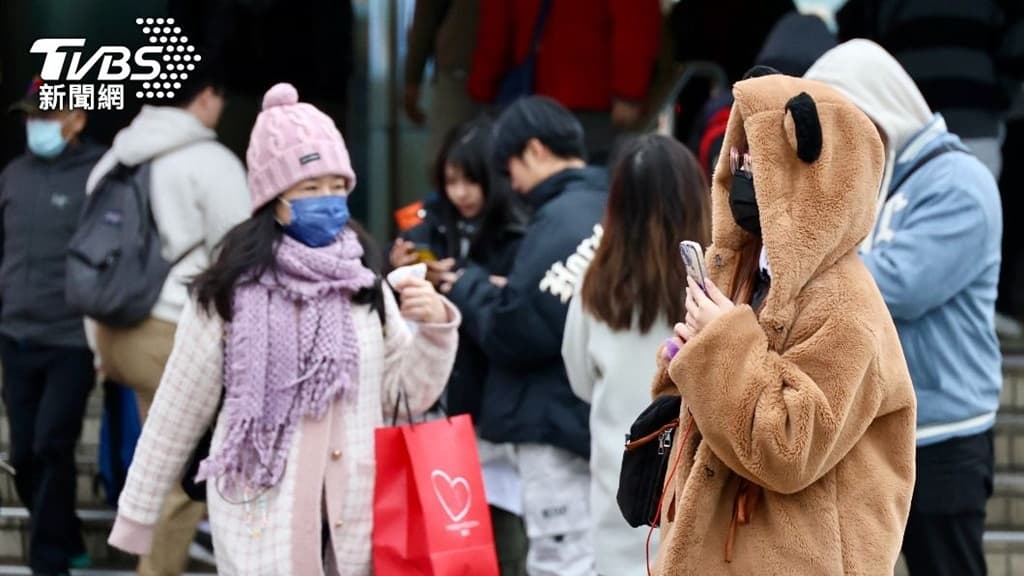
[2,355,1024,573]
[0,382,213,574]
[893,353,1024,576]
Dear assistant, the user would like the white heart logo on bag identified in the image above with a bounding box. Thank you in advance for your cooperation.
[431,470,472,523]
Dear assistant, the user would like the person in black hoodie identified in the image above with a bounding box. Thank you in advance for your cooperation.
[441,97,607,576]
[390,116,529,575]
[689,12,837,178]
[0,77,105,575]
[391,117,525,416]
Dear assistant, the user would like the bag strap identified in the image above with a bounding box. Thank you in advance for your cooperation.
[646,412,695,576]
[125,160,204,269]
[389,386,450,427]
[170,239,205,268]
[390,387,416,427]
[886,142,967,201]
[625,419,680,452]
[526,0,554,59]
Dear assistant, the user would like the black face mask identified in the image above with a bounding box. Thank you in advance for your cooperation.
[729,171,761,236]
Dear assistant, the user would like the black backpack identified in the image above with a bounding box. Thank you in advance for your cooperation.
[66,162,196,327]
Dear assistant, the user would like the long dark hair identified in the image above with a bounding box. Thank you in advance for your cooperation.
[731,237,763,306]
[192,203,384,322]
[433,117,524,261]
[581,135,712,333]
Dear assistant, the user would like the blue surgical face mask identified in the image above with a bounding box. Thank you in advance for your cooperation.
[280,195,350,247]
[26,118,68,159]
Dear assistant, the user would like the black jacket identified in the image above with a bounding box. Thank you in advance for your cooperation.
[0,140,106,348]
[447,167,608,458]
[401,196,525,421]
[837,0,1024,139]
[756,12,837,77]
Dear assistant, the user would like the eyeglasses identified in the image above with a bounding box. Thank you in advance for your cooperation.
[730,146,752,175]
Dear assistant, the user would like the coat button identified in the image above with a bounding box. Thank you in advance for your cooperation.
[331,449,343,460]
[713,254,723,267]
[334,520,344,528]
[704,466,715,478]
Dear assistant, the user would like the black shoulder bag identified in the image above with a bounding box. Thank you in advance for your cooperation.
[617,394,688,528]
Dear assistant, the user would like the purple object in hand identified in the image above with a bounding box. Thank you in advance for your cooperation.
[664,338,680,360]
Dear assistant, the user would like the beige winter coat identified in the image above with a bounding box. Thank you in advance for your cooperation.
[652,74,917,575]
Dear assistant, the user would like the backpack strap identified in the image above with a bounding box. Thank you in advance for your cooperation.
[170,239,205,268]
[125,159,203,269]
[887,142,968,201]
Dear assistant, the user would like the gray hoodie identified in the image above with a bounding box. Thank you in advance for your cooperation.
[0,140,106,347]
[86,106,250,325]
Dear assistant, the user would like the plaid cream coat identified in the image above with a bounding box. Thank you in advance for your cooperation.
[108,288,460,575]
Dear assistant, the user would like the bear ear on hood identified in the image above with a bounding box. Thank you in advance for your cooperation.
[784,92,823,163]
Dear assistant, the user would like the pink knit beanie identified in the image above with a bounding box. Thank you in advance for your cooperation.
[246,83,356,213]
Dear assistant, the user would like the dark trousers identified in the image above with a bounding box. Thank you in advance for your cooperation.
[491,505,528,576]
[902,430,994,576]
[1,338,94,574]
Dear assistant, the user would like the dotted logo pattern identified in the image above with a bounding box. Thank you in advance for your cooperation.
[133,17,202,100]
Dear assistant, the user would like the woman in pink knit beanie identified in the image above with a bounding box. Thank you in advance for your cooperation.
[108,83,462,575]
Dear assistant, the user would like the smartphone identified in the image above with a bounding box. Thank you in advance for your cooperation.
[413,244,438,263]
[679,241,709,294]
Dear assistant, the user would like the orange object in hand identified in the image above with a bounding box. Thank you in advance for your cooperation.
[394,201,426,233]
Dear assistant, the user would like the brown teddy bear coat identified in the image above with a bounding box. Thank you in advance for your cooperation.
[652,74,917,575]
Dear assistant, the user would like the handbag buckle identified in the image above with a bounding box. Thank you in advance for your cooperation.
[658,428,674,455]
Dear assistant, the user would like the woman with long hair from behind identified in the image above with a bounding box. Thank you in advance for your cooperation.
[561,134,711,576]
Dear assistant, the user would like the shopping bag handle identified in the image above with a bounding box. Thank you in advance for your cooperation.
[390,387,416,427]
[388,387,452,427]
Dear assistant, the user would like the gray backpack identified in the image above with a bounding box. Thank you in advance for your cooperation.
[66,162,196,327]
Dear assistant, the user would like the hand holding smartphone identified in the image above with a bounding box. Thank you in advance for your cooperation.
[413,244,438,263]
[679,241,709,295]
[665,241,709,361]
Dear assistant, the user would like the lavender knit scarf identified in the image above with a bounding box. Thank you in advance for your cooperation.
[197,228,376,493]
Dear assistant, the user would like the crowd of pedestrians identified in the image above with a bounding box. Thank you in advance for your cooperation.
[0,1,1021,575]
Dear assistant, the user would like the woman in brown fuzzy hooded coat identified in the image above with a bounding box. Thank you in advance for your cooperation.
[652,73,917,574]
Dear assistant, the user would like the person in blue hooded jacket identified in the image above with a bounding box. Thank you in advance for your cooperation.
[807,40,1004,576]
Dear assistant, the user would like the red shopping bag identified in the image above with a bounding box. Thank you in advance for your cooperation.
[373,412,499,576]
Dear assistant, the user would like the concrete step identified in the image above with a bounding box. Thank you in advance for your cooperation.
[0,382,102,461]
[0,507,215,573]
[985,530,1024,576]
[989,472,1024,530]
[0,501,1020,575]
[894,530,1024,576]
[0,356,1020,571]
[996,413,1024,472]
[0,561,211,569]
[0,507,127,568]
[999,354,1024,413]
[0,455,107,508]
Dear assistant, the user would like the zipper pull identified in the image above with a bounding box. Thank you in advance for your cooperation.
[658,428,674,455]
